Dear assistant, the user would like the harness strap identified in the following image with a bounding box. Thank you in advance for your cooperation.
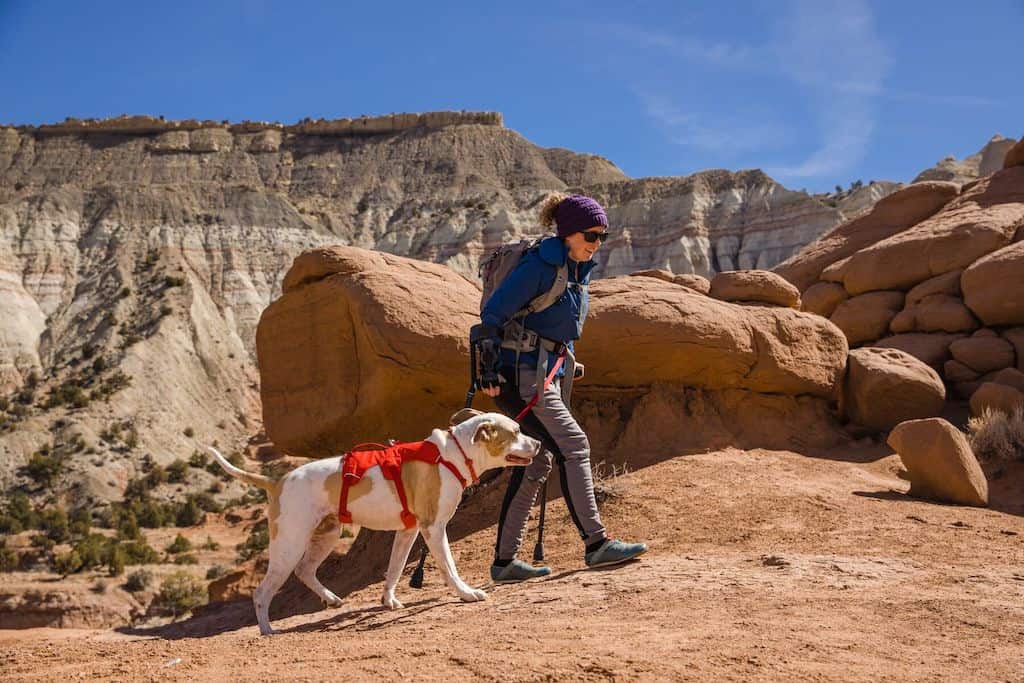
[337,440,473,529]
[446,428,478,484]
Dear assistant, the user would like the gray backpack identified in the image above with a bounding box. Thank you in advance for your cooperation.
[478,236,568,319]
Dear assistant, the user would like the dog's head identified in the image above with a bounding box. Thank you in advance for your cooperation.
[449,411,540,470]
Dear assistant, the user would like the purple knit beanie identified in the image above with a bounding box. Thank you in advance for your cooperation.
[555,195,608,238]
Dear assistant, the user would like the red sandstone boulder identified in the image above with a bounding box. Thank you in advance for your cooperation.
[830,291,905,345]
[844,347,946,431]
[628,269,709,295]
[944,359,980,383]
[1003,137,1024,169]
[258,246,480,455]
[839,168,1024,295]
[905,270,962,307]
[901,294,979,334]
[887,418,988,507]
[773,181,959,291]
[949,336,1016,374]
[802,282,848,318]
[961,241,1024,326]
[969,382,1024,417]
[709,270,801,308]
[990,367,1024,393]
[673,273,712,295]
[578,277,848,398]
[873,333,965,368]
[1003,328,1024,372]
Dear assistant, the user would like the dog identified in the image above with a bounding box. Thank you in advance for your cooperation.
[209,410,540,635]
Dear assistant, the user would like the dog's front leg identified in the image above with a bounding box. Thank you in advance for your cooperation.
[381,528,418,610]
[421,524,487,603]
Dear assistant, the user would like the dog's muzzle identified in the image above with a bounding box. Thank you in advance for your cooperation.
[504,438,541,466]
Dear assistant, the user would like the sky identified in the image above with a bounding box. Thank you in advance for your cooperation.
[1,0,1022,192]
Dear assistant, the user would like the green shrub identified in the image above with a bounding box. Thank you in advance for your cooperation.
[192,492,221,513]
[120,540,160,565]
[154,571,206,618]
[201,535,219,551]
[69,507,91,538]
[183,426,195,438]
[119,287,131,299]
[166,533,192,554]
[124,568,153,592]
[164,276,186,288]
[175,497,205,527]
[72,533,108,569]
[188,450,209,469]
[173,553,198,565]
[236,521,269,561]
[53,549,83,575]
[24,450,64,486]
[106,545,126,576]
[91,356,107,373]
[167,459,189,483]
[117,511,142,541]
[0,541,17,571]
[0,396,9,411]
[4,492,40,530]
[205,564,228,580]
[39,507,69,543]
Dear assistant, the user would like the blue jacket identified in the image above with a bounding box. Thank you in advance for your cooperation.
[481,236,597,373]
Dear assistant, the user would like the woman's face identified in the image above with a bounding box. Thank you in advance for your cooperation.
[564,226,609,262]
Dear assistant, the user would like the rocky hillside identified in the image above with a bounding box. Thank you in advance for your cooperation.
[0,111,896,507]
[913,134,1018,184]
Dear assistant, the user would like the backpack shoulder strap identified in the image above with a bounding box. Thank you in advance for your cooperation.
[522,263,569,316]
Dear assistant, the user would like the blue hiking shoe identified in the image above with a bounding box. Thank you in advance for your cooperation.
[585,539,648,568]
[490,559,552,583]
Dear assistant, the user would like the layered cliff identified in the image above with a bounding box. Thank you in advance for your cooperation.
[0,111,890,502]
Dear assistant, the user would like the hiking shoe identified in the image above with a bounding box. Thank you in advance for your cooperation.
[490,559,552,583]
[585,539,647,568]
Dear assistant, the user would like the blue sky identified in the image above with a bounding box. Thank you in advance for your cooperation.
[1,0,1021,192]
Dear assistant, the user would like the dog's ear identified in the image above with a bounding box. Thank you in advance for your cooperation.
[449,408,483,426]
[472,420,498,445]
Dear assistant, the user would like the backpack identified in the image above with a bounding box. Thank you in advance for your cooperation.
[478,236,568,319]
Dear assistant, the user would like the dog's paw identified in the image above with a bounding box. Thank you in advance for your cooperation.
[458,588,488,603]
[381,593,404,610]
[322,592,343,609]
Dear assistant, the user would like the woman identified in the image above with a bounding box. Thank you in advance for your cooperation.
[474,193,647,582]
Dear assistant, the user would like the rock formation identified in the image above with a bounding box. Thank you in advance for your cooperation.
[887,417,988,506]
[775,161,1024,402]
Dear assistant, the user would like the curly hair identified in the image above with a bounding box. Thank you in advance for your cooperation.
[538,192,569,229]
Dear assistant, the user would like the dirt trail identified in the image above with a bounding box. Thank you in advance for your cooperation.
[3,448,1023,682]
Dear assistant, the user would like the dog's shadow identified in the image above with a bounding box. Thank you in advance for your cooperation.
[283,597,450,634]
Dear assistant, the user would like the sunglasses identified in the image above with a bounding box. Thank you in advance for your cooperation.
[582,230,610,243]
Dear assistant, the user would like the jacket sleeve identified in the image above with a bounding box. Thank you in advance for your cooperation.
[481,254,545,329]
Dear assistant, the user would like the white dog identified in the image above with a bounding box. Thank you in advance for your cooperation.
[209,410,539,635]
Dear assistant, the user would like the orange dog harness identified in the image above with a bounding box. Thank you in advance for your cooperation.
[337,431,478,529]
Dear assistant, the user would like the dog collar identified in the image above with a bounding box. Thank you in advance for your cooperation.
[447,428,479,485]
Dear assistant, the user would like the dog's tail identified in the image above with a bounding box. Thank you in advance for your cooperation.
[207,446,278,492]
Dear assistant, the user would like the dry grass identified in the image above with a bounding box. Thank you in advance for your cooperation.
[967,406,1024,462]
[592,461,632,505]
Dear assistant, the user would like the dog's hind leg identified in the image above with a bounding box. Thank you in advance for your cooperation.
[254,531,310,636]
[421,523,487,603]
[381,528,418,610]
[294,517,343,608]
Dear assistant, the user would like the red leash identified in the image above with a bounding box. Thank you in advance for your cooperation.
[513,352,565,423]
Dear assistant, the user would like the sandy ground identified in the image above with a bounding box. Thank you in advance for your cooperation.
[2,447,1023,682]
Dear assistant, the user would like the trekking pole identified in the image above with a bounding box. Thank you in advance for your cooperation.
[411,340,479,589]
[532,475,548,562]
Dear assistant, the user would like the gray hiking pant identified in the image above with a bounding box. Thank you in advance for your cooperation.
[493,366,606,561]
